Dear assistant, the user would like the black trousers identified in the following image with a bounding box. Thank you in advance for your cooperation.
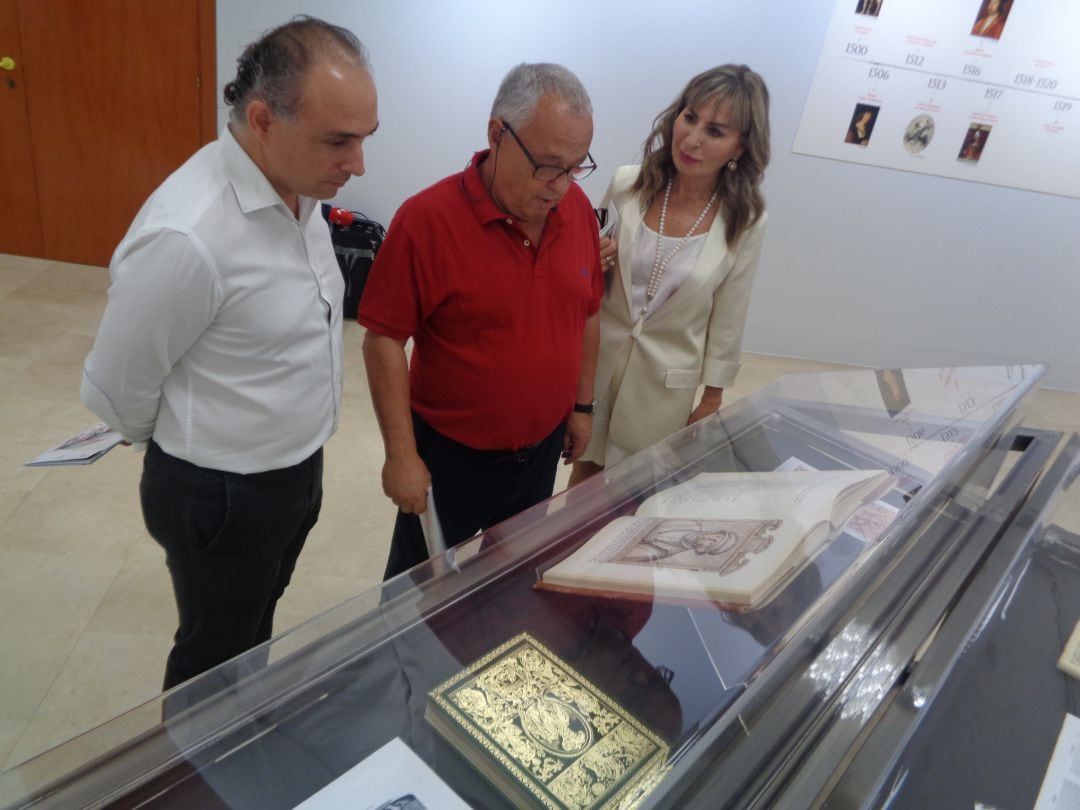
[382,413,566,580]
[141,440,324,691]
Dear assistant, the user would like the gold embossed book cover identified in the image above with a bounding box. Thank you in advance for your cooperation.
[427,633,668,809]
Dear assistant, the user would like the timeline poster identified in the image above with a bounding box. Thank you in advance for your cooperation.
[793,0,1080,198]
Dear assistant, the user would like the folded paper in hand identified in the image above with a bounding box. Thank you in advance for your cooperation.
[24,422,123,467]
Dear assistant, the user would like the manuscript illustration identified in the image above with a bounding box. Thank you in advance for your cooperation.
[538,470,894,607]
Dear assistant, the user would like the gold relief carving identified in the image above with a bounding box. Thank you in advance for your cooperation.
[428,633,668,809]
[520,696,594,756]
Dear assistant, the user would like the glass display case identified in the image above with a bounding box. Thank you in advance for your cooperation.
[3,365,1076,810]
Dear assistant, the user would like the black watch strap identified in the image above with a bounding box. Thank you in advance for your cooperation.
[573,401,595,415]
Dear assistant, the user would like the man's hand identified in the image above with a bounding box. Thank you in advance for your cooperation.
[362,330,430,513]
[382,452,431,515]
[562,412,593,464]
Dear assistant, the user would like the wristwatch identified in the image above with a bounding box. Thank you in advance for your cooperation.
[573,401,595,415]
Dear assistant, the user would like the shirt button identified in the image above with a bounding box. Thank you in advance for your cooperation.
[505,218,513,224]
[523,239,531,247]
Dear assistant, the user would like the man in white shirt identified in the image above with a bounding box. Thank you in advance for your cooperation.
[81,16,378,691]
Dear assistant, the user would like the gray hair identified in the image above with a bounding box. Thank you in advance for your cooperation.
[490,63,592,128]
[224,15,370,124]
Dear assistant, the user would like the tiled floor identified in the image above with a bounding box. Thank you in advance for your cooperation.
[0,253,1076,775]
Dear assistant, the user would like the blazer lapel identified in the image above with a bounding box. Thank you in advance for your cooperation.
[616,196,643,322]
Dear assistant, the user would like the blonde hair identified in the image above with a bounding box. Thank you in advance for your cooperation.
[633,64,770,245]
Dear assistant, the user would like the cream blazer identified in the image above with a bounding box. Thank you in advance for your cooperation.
[583,165,767,465]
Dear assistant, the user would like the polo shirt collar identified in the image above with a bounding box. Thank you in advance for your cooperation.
[461,150,568,229]
[219,125,315,221]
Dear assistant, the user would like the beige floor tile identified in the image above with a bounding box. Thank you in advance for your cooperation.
[0,720,26,774]
[309,459,394,578]
[0,262,45,299]
[0,269,39,298]
[7,262,108,312]
[331,408,384,456]
[0,628,82,726]
[341,322,371,391]
[0,551,122,638]
[84,547,174,637]
[275,573,379,634]
[0,254,54,275]
[1030,388,1080,433]
[4,630,171,769]
[313,353,397,581]
[0,433,82,500]
[0,355,33,389]
[0,300,78,364]
[0,452,145,558]
[7,332,97,401]
[298,505,391,582]
[0,399,100,488]
[0,551,122,728]
[0,491,29,530]
[0,384,90,435]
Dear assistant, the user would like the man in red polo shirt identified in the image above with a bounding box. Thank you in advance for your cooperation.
[359,63,602,579]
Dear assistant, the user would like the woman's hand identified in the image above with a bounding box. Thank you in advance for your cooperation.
[687,386,724,425]
[599,236,618,273]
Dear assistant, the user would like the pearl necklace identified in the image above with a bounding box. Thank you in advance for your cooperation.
[641,179,718,319]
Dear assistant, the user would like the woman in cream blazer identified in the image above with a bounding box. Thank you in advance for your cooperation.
[573,65,771,481]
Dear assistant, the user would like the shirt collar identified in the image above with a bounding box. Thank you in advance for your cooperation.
[219,125,315,221]
[461,149,568,228]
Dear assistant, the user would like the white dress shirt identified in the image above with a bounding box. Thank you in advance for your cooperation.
[81,126,344,474]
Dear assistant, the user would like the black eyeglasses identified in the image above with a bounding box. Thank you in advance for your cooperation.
[501,121,597,182]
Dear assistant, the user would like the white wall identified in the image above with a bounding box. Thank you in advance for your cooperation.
[217,0,1080,391]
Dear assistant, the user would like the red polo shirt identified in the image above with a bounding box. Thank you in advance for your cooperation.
[358,151,603,450]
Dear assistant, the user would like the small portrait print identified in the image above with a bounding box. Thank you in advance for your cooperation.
[957,124,991,163]
[846,500,900,544]
[971,0,1012,40]
[855,0,883,16]
[845,103,880,146]
[902,114,935,154]
[875,368,911,418]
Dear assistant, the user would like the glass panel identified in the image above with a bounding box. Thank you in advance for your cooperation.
[818,430,1080,810]
[0,365,1047,810]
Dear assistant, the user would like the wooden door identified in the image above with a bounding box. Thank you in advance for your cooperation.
[2,0,215,267]
[0,1,44,258]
